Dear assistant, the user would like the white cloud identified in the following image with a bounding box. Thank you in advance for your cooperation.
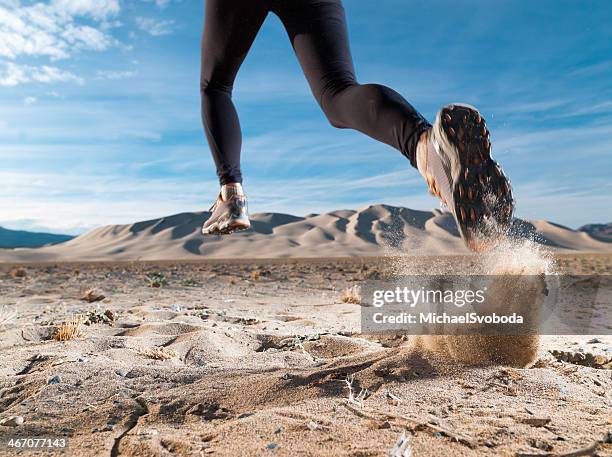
[95,69,137,80]
[0,60,23,85]
[23,95,36,104]
[0,61,83,86]
[140,0,173,9]
[135,16,174,36]
[50,0,120,21]
[0,0,120,61]
[30,64,82,83]
[61,24,114,51]
[0,0,179,87]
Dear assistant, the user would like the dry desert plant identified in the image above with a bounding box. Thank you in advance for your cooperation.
[83,308,116,326]
[140,346,177,361]
[181,277,199,287]
[250,269,261,281]
[340,285,361,304]
[146,272,168,288]
[343,374,370,406]
[53,317,83,341]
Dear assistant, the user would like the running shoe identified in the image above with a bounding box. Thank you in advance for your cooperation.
[201,193,251,235]
[417,104,514,252]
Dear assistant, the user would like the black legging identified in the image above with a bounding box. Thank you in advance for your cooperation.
[201,0,431,185]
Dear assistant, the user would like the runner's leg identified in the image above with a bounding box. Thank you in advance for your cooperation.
[272,0,430,168]
[201,0,268,185]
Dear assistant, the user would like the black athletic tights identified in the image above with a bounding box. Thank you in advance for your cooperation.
[201,0,431,185]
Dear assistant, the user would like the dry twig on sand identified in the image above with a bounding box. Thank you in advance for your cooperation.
[293,340,317,361]
[386,391,403,406]
[341,404,476,449]
[516,440,599,457]
[389,431,413,457]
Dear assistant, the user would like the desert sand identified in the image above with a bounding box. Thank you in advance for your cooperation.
[0,253,610,456]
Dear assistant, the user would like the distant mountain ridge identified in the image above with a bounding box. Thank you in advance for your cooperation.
[579,223,612,242]
[0,205,610,262]
[0,226,74,249]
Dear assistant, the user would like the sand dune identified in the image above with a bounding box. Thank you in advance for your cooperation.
[0,204,610,262]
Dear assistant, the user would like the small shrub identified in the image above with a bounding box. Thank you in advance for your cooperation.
[341,285,361,304]
[146,272,168,288]
[9,268,27,278]
[83,309,116,326]
[53,318,83,341]
[181,278,198,287]
[250,270,261,281]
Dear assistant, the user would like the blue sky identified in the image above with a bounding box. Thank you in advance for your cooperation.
[0,0,610,235]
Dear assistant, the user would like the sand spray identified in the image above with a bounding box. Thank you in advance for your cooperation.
[384,205,555,367]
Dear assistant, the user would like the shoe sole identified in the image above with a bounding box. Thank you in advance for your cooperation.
[434,104,514,252]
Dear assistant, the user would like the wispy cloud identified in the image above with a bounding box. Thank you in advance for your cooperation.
[140,0,174,9]
[50,0,120,21]
[0,61,83,86]
[135,17,175,36]
[0,168,214,233]
[95,69,136,80]
[512,180,612,228]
